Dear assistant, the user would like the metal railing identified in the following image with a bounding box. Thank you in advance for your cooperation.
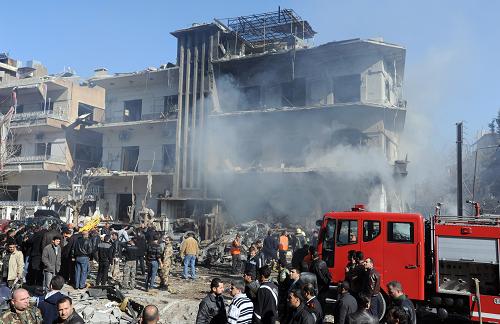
[101,159,175,174]
[0,201,39,207]
[6,155,66,164]
[11,110,69,127]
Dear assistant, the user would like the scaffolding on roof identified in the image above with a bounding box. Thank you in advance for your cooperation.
[225,8,315,49]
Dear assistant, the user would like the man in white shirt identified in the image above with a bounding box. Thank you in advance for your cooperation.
[228,280,253,324]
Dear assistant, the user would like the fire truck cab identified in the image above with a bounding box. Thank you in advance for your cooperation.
[316,204,500,323]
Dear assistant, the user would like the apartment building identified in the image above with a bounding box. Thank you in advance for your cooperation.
[88,67,179,222]
[0,56,104,219]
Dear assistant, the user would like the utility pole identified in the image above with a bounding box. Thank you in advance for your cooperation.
[456,122,463,216]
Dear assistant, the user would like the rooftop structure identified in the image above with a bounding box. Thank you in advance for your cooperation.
[224,8,315,50]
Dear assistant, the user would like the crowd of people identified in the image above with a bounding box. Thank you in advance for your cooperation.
[0,221,174,323]
[196,230,417,324]
[0,221,419,324]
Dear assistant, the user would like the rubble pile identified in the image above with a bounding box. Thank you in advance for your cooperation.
[69,288,140,324]
[199,221,269,265]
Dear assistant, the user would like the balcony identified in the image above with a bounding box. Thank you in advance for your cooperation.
[88,159,175,177]
[10,107,69,129]
[4,155,68,172]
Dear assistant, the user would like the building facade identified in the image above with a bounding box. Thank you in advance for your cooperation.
[88,68,179,222]
[0,56,105,220]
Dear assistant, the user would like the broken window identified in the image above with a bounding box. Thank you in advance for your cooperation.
[0,186,19,201]
[163,144,176,170]
[333,74,361,103]
[16,105,24,114]
[308,79,332,106]
[123,99,142,122]
[164,95,178,116]
[122,146,139,171]
[281,78,306,107]
[31,185,48,201]
[35,143,51,157]
[40,101,54,111]
[238,86,261,110]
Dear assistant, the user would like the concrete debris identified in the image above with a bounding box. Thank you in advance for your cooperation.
[70,286,144,323]
[199,220,269,265]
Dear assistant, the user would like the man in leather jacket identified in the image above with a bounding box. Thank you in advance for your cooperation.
[71,231,93,289]
[196,278,227,324]
[347,294,379,324]
[362,258,382,319]
[286,289,315,324]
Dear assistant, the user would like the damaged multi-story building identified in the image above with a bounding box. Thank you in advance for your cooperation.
[0,54,105,220]
[88,9,407,239]
[87,67,179,222]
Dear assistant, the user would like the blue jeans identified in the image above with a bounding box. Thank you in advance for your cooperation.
[183,255,196,279]
[75,256,89,289]
[148,260,159,288]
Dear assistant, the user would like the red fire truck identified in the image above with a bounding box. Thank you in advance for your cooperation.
[316,204,500,323]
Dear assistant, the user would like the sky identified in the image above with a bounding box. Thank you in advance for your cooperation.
[2,0,500,149]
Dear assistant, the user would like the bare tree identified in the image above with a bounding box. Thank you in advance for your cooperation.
[61,166,101,225]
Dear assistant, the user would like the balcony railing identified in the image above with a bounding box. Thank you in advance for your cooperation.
[99,159,175,174]
[6,155,66,164]
[11,109,69,127]
[0,201,39,207]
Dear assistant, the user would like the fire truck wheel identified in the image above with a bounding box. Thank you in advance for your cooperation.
[378,292,388,321]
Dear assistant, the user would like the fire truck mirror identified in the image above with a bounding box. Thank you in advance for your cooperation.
[316,219,322,227]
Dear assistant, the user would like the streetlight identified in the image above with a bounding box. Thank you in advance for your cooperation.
[472,144,500,201]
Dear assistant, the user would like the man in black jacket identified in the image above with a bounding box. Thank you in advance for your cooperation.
[135,231,147,275]
[55,296,84,324]
[302,283,323,324]
[71,231,93,289]
[253,265,278,324]
[309,251,331,310]
[362,258,382,319]
[334,281,357,324]
[195,277,227,324]
[96,235,113,286]
[61,230,77,286]
[262,231,278,265]
[386,281,416,324]
[123,238,141,290]
[286,289,315,324]
[347,294,379,324]
[145,234,162,291]
[27,226,47,286]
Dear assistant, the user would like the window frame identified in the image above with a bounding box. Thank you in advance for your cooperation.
[336,219,358,246]
[387,221,414,243]
[363,220,381,242]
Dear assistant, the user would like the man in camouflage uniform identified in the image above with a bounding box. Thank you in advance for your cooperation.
[159,236,173,291]
[0,288,43,324]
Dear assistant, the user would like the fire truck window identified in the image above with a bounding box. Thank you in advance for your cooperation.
[388,222,414,243]
[337,220,358,245]
[322,219,336,267]
[363,220,380,242]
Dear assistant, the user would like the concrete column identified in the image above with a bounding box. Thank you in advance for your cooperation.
[190,37,199,189]
[182,37,191,189]
[174,36,185,196]
[198,38,206,192]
